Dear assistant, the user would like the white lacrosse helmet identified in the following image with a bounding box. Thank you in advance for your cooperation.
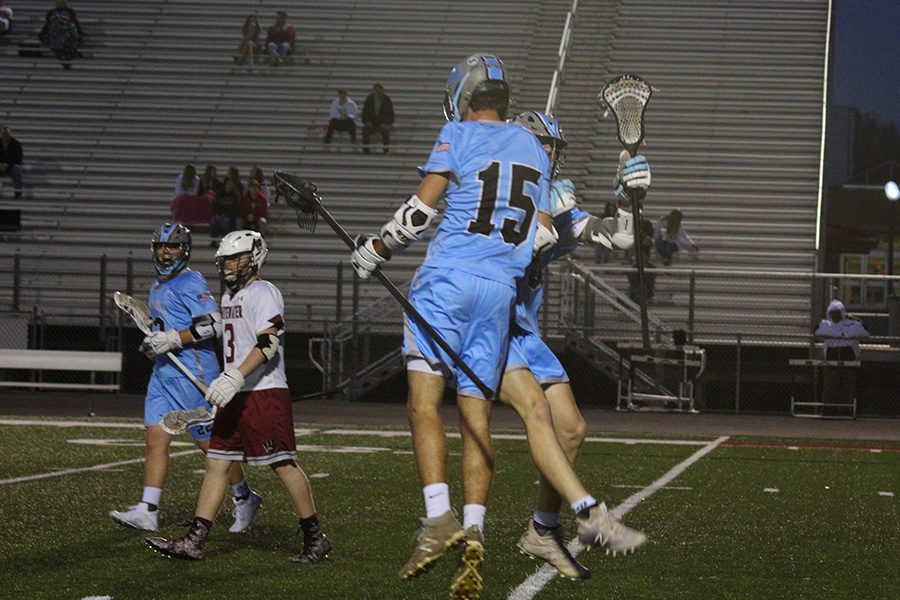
[215,230,268,292]
[443,54,509,122]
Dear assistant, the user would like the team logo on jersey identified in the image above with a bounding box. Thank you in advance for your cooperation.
[263,439,277,454]
[434,141,451,153]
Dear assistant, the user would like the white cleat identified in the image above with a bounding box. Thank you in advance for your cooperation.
[110,504,158,531]
[576,502,647,555]
[229,491,263,533]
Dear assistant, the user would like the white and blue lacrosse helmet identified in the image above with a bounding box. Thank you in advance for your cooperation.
[150,223,192,276]
[215,230,268,292]
[443,54,510,122]
[511,110,568,178]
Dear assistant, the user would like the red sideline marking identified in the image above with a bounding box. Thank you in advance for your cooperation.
[721,440,900,453]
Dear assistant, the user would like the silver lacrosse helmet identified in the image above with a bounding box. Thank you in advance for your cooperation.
[511,110,568,178]
[150,223,192,276]
[443,54,510,122]
[215,230,268,292]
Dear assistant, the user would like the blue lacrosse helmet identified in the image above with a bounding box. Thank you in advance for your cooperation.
[150,223,192,276]
[511,110,568,178]
[443,54,510,122]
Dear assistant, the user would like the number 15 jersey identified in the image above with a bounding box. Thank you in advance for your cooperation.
[419,120,552,285]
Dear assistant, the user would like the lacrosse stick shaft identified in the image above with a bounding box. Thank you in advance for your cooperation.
[310,200,495,399]
[113,292,209,394]
[629,190,652,352]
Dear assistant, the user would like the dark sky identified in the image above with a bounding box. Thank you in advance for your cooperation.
[831,0,900,126]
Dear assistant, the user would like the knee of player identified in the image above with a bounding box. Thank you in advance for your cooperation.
[560,415,587,451]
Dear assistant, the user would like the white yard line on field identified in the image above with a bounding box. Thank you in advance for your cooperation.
[507,435,730,600]
[0,449,200,486]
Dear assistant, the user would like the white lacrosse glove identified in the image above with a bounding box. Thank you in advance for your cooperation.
[350,234,389,279]
[533,222,559,256]
[614,152,651,201]
[205,368,244,408]
[611,207,635,250]
[139,329,183,358]
[550,179,577,217]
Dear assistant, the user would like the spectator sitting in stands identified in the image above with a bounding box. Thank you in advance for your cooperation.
[199,165,221,197]
[362,83,395,154]
[248,165,266,191]
[237,14,260,65]
[170,163,211,226]
[224,166,242,193]
[0,127,24,199]
[323,89,358,145]
[174,163,199,198]
[628,219,657,304]
[814,299,869,411]
[653,208,699,266]
[265,11,295,65]
[815,299,869,361]
[209,176,240,246]
[236,178,268,235]
[0,1,13,36]
[39,0,84,69]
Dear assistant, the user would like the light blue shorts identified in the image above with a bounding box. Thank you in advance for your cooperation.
[145,373,213,441]
[403,267,515,399]
[505,325,569,386]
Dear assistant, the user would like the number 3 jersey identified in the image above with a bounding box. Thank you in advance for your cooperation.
[220,279,288,392]
[148,268,220,382]
[419,120,553,285]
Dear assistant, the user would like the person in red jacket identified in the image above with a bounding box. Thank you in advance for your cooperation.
[236,178,268,235]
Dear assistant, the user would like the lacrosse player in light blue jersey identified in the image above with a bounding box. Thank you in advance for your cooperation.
[500,111,651,579]
[351,55,558,598]
[109,223,261,534]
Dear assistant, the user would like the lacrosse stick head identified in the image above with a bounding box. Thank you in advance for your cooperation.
[160,406,214,436]
[272,171,320,232]
[600,74,652,156]
[113,291,153,334]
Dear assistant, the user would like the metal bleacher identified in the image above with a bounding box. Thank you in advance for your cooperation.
[0,0,830,341]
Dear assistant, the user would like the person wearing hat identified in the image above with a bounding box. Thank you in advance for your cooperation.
[265,11,295,65]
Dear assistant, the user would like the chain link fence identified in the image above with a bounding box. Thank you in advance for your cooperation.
[1,250,898,416]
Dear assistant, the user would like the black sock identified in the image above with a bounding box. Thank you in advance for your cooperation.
[195,516,213,530]
[534,521,557,536]
[299,514,321,538]
[144,503,158,512]
[576,502,599,520]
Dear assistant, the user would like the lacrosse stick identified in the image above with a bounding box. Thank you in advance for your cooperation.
[271,171,495,400]
[600,74,653,352]
[113,291,215,434]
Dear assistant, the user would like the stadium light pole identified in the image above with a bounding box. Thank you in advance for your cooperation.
[885,180,899,296]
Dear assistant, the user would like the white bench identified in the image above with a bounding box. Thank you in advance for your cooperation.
[0,349,122,392]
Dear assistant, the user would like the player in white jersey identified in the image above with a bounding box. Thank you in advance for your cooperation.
[504,112,651,578]
[351,54,557,598]
[147,230,331,563]
[109,223,261,534]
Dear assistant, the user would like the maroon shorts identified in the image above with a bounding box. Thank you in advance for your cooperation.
[208,387,297,466]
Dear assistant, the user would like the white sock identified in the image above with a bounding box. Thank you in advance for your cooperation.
[423,483,451,518]
[533,510,560,529]
[463,504,486,532]
[141,486,162,510]
[571,495,598,515]
[231,479,251,499]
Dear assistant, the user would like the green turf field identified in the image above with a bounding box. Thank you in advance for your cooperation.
[0,418,897,600]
